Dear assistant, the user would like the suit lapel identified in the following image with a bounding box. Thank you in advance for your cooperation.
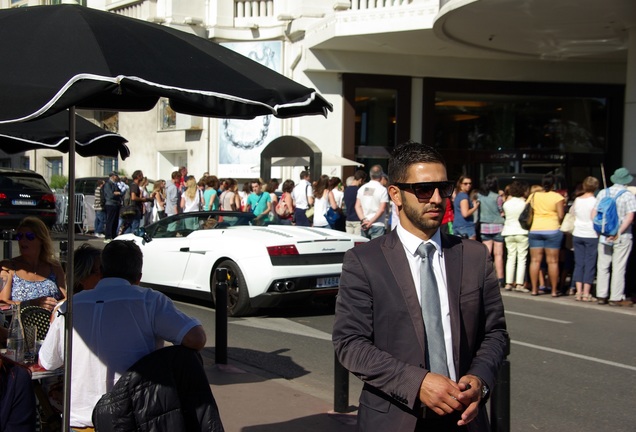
[442,234,462,377]
[382,230,426,357]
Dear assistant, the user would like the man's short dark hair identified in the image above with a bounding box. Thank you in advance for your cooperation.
[171,171,181,180]
[388,141,446,184]
[101,240,143,284]
[299,170,309,180]
[132,170,143,180]
[354,170,367,182]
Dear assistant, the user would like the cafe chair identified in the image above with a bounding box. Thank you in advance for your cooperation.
[20,305,52,340]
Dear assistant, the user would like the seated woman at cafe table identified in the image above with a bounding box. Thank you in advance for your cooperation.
[51,243,102,322]
[0,217,66,311]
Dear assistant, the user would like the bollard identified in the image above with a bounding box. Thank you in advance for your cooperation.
[333,352,350,413]
[490,336,511,432]
[215,267,228,365]
[2,229,12,260]
[59,241,68,274]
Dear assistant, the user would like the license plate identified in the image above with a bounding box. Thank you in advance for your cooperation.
[316,276,340,288]
[12,199,36,206]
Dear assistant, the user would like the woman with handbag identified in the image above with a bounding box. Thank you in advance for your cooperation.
[311,175,332,229]
[527,175,565,297]
[571,176,600,301]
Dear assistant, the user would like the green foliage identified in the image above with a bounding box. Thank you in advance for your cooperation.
[49,174,67,190]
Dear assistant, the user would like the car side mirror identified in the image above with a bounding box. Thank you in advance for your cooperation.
[134,227,152,244]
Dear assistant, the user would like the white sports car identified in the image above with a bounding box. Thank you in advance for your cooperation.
[118,211,368,316]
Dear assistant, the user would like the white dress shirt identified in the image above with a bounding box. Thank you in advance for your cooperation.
[396,224,456,381]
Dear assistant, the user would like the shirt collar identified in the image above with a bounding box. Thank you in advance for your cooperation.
[396,224,443,258]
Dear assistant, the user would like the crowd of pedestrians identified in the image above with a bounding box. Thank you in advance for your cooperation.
[93,164,635,306]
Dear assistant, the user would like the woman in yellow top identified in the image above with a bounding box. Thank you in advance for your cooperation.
[527,175,565,297]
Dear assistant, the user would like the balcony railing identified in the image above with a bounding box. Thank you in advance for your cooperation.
[350,0,412,10]
[234,0,274,19]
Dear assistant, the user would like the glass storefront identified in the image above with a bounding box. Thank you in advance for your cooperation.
[423,78,625,194]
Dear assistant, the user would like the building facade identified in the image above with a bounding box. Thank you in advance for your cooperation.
[1,0,633,189]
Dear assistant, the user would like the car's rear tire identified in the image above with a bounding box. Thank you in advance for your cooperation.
[212,260,254,317]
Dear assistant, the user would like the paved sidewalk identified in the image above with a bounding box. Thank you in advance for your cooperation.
[200,352,357,432]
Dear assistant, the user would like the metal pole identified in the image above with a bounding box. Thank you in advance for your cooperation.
[62,107,77,432]
[333,352,350,413]
[491,337,511,432]
[215,268,228,365]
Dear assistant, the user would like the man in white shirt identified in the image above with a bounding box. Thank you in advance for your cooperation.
[292,170,314,226]
[39,240,206,430]
[355,165,390,239]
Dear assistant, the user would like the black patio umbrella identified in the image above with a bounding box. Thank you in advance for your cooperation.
[0,5,331,123]
[0,5,332,430]
[0,110,129,159]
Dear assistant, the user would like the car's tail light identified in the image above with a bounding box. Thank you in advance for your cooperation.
[0,193,6,200]
[354,242,366,247]
[267,245,299,256]
[41,194,56,204]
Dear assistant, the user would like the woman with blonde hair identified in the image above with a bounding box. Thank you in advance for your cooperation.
[180,177,200,213]
[151,179,166,221]
[0,217,66,311]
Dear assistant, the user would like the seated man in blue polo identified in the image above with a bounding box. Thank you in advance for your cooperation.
[39,240,206,430]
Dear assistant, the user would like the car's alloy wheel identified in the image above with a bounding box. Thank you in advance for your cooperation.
[212,259,253,317]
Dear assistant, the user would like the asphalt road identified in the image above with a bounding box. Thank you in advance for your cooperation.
[173,292,635,432]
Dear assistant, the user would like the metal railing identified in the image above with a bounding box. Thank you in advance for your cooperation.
[53,193,87,234]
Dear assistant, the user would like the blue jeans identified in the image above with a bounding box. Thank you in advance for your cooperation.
[294,208,311,226]
[94,210,105,234]
[124,216,141,234]
[572,236,598,285]
[362,225,385,240]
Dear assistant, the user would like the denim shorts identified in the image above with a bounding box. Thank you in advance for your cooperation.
[454,225,476,239]
[481,232,504,242]
[528,230,563,249]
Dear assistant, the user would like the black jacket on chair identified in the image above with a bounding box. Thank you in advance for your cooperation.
[92,345,224,432]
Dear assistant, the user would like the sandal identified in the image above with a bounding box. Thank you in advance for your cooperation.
[575,292,582,301]
[514,285,530,293]
[582,294,594,302]
[504,284,514,291]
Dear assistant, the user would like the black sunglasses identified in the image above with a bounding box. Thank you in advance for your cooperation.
[16,232,36,241]
[394,181,455,200]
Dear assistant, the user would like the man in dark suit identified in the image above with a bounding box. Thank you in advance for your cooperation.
[333,141,508,431]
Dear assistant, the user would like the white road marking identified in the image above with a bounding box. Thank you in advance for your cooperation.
[232,317,333,341]
[505,311,571,324]
[512,340,636,371]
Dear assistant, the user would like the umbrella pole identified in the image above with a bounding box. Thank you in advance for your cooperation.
[62,106,76,432]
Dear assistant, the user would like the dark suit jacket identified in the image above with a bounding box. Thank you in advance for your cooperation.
[332,230,508,432]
